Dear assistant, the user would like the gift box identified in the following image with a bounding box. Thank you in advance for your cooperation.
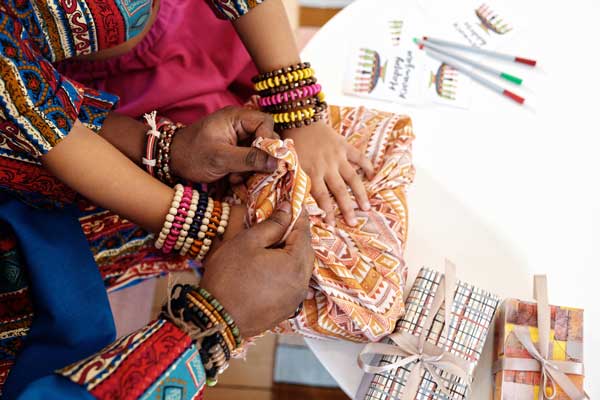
[493,276,586,400]
[356,262,500,399]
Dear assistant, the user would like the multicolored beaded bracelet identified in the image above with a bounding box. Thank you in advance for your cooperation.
[179,191,209,256]
[162,185,193,254]
[155,185,228,260]
[156,122,183,185]
[252,62,310,83]
[164,284,241,386]
[155,184,184,250]
[194,201,229,262]
[187,198,216,259]
[188,291,237,349]
[254,62,327,132]
[258,83,322,108]
[194,287,241,346]
[174,189,200,251]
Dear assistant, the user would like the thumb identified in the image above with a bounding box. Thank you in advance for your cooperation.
[246,202,293,248]
[224,146,278,174]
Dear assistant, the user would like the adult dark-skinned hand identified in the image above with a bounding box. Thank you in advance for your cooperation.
[170,106,279,183]
[200,202,314,338]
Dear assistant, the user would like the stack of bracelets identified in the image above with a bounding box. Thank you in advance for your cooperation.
[164,284,242,386]
[142,111,184,186]
[154,184,230,261]
[253,62,327,131]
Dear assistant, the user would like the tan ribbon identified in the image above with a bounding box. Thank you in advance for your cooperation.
[493,275,588,400]
[358,260,473,399]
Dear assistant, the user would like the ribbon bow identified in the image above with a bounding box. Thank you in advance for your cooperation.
[358,260,473,399]
[493,275,588,400]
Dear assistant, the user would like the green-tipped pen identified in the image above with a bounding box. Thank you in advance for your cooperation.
[500,73,522,85]
[413,37,523,85]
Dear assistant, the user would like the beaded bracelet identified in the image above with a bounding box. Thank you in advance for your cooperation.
[156,186,229,259]
[259,83,323,108]
[162,185,193,254]
[164,284,242,386]
[165,287,231,385]
[254,67,314,92]
[262,95,326,113]
[258,76,318,96]
[186,293,236,352]
[179,191,209,256]
[194,287,241,346]
[155,184,184,250]
[252,62,310,83]
[187,197,216,259]
[156,122,183,185]
[275,111,324,131]
[174,189,200,251]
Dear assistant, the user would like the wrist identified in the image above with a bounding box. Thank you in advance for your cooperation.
[280,119,327,139]
[251,62,327,133]
[154,184,231,261]
[163,284,242,385]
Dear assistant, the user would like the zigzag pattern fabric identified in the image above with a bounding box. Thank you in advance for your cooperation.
[238,105,415,342]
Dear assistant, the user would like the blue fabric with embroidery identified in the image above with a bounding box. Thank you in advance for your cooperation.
[0,196,115,398]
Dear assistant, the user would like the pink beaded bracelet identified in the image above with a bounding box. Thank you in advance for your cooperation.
[174,189,200,251]
[259,83,322,107]
[162,185,193,254]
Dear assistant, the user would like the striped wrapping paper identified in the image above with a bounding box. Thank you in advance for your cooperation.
[356,267,500,400]
[493,299,584,399]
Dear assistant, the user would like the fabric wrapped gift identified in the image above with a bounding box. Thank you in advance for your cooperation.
[355,261,500,399]
[493,275,587,400]
[234,105,415,342]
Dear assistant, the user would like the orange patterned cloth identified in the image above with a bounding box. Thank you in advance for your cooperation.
[235,106,415,342]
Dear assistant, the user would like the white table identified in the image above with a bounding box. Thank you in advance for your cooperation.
[301,0,600,398]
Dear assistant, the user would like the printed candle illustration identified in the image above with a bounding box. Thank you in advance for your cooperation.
[430,63,458,100]
[475,3,512,35]
[353,48,387,94]
[389,20,403,46]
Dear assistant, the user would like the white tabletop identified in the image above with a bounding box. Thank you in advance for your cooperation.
[301,0,599,398]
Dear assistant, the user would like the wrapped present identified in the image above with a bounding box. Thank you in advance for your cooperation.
[235,105,415,342]
[356,261,500,399]
[493,275,587,400]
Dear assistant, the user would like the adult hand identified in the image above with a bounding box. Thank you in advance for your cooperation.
[283,120,375,226]
[170,106,279,183]
[200,203,314,338]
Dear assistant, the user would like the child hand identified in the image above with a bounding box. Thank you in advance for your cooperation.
[282,120,374,226]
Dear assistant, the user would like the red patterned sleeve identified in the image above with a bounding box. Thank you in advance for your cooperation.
[0,12,117,207]
[57,319,206,400]
[205,0,266,20]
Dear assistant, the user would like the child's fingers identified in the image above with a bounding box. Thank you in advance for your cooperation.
[341,163,370,211]
[326,173,357,226]
[346,145,375,180]
[311,178,336,225]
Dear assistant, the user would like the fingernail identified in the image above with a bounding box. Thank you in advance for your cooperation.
[267,157,277,171]
[348,218,357,226]
[362,202,371,211]
[277,201,291,213]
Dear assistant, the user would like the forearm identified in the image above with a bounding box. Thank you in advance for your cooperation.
[42,121,171,233]
[98,112,147,164]
[233,0,301,72]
